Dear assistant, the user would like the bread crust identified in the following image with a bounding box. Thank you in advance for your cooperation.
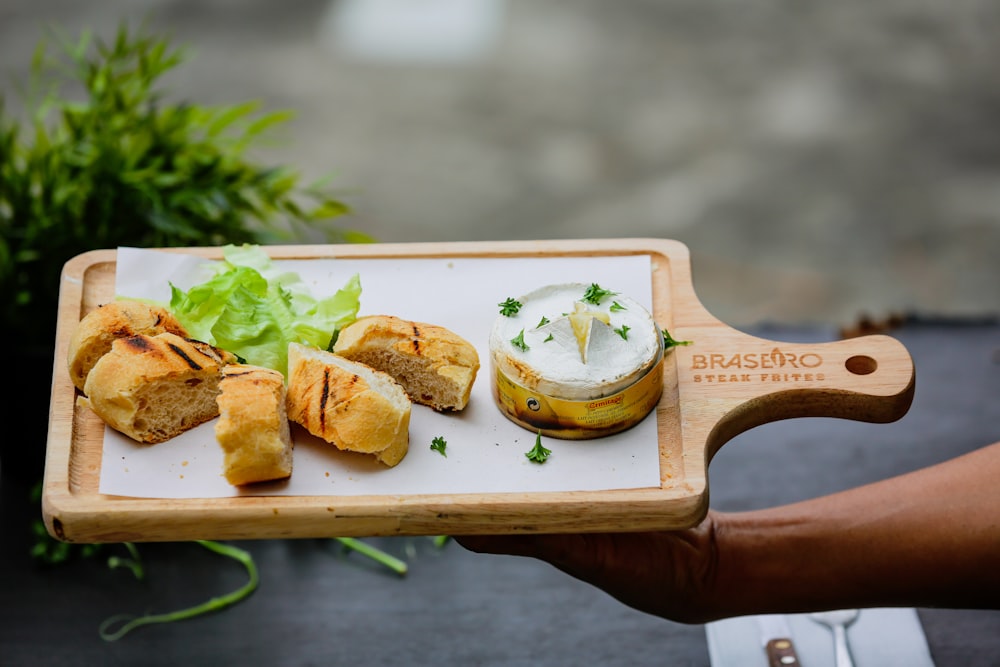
[215,364,293,485]
[286,342,410,467]
[333,315,479,411]
[67,300,189,392]
[81,332,233,443]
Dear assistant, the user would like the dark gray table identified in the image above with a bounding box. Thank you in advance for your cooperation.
[2,319,998,666]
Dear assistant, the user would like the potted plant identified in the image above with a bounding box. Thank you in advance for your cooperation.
[0,24,368,480]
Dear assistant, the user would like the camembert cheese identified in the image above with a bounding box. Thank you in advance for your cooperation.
[489,283,664,439]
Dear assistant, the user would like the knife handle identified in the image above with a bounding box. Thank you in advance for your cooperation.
[765,637,803,666]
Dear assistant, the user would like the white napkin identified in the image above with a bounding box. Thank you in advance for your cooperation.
[705,608,935,667]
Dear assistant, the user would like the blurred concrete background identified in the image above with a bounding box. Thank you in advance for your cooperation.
[3,0,998,328]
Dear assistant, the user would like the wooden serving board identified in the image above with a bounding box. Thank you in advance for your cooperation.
[42,239,914,543]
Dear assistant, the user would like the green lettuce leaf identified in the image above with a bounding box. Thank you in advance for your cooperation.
[169,244,361,376]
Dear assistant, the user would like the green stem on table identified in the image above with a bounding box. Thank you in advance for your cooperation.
[98,541,259,642]
[335,537,408,576]
[106,542,144,580]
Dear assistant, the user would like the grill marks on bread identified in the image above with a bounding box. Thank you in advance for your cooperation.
[286,342,410,467]
[79,332,234,444]
[333,315,479,412]
[408,322,423,355]
[67,300,190,392]
[315,370,364,433]
[123,335,206,372]
[164,340,204,371]
[117,334,235,373]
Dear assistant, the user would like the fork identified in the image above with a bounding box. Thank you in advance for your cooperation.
[809,609,860,667]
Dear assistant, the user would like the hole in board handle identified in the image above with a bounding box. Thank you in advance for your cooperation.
[845,355,877,375]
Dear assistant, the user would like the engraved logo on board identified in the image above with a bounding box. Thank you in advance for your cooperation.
[689,347,826,384]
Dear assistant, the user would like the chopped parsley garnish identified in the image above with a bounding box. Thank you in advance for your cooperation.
[525,432,551,464]
[582,283,618,305]
[662,328,693,350]
[499,298,522,317]
[511,329,529,351]
[614,324,630,340]
[543,334,554,342]
[610,301,627,312]
[430,436,447,457]
[536,315,550,328]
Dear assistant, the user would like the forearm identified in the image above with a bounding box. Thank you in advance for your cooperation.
[709,441,1000,618]
[458,441,1000,624]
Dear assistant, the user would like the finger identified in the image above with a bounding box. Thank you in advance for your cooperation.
[458,532,620,579]
[453,534,549,557]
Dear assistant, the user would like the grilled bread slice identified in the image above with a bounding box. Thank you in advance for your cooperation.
[215,364,293,486]
[67,300,189,392]
[332,315,479,411]
[80,332,236,444]
[286,342,411,467]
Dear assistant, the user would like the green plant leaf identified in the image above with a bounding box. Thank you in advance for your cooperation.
[0,22,364,349]
[205,100,260,137]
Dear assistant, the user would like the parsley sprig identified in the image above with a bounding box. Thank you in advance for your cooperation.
[499,298,522,316]
[662,328,693,350]
[511,329,529,351]
[582,283,618,305]
[431,436,447,457]
[525,431,551,463]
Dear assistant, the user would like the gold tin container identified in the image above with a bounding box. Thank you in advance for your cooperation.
[488,283,664,440]
[491,347,664,439]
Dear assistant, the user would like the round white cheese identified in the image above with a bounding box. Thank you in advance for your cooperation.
[489,283,662,401]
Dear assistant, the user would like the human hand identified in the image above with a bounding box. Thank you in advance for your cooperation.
[460,441,1000,621]
[455,512,722,624]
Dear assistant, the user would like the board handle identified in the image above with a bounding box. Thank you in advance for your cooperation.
[674,332,916,459]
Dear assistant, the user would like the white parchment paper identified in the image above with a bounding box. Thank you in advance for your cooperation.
[98,247,663,499]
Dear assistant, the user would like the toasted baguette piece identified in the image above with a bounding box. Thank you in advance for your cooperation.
[80,332,236,444]
[67,300,189,392]
[286,342,411,467]
[333,315,480,411]
[215,364,293,486]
